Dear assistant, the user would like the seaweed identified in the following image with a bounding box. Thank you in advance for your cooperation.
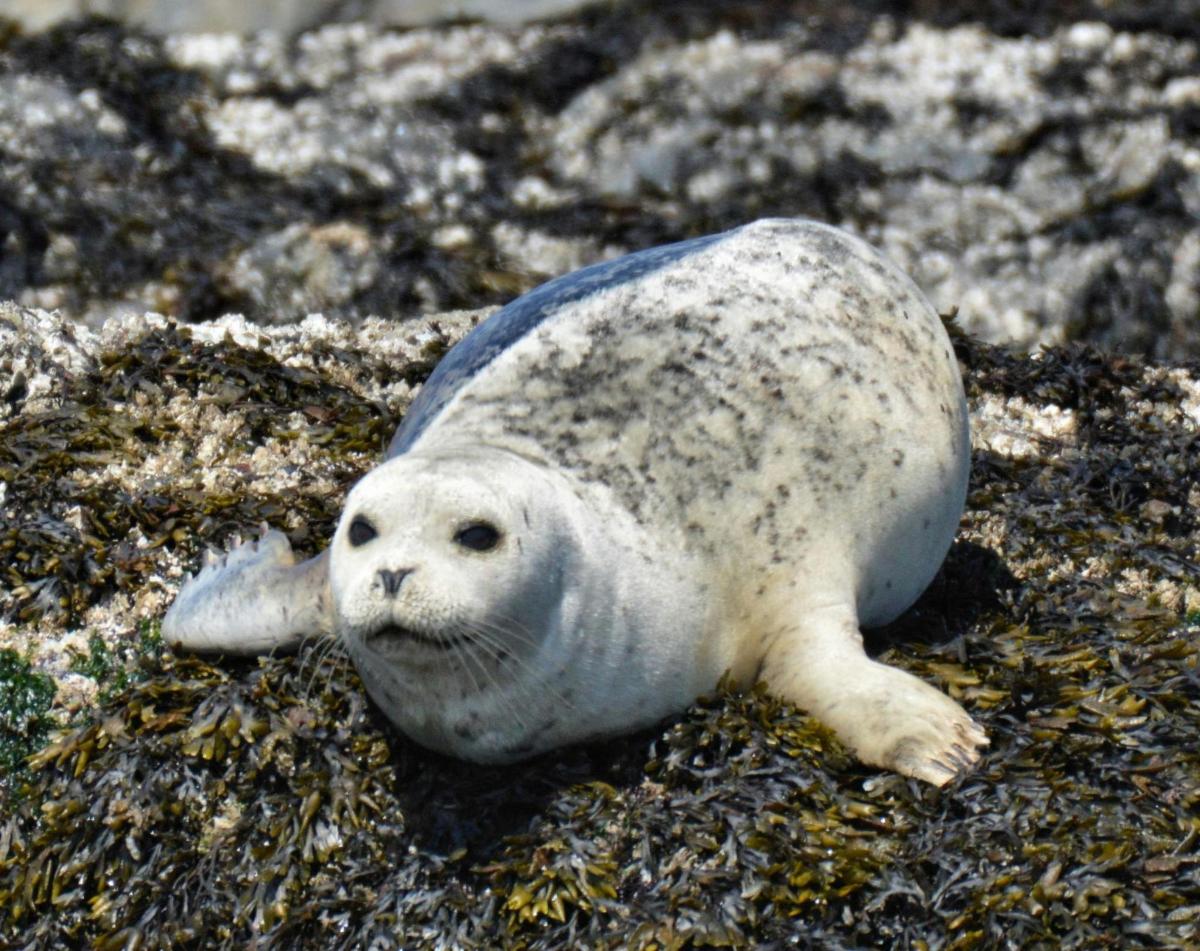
[68,622,165,704]
[0,322,388,625]
[1,322,1198,948]
[0,649,59,783]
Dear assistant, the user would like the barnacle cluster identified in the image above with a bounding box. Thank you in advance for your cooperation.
[1,317,1198,947]
[0,321,392,627]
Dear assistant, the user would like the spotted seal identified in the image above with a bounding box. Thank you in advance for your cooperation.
[163,218,986,785]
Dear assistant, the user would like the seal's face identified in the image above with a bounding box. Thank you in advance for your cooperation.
[330,447,581,761]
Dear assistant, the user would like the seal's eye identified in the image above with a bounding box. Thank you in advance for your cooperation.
[348,515,378,547]
[454,522,501,552]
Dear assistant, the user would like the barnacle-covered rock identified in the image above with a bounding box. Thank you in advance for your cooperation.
[1,300,1198,948]
[2,7,1200,354]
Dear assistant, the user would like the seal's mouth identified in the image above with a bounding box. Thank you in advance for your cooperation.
[366,624,470,652]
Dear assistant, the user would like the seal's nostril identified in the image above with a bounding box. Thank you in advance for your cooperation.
[378,568,413,596]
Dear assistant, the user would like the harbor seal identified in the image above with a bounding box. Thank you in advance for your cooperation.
[163,218,986,786]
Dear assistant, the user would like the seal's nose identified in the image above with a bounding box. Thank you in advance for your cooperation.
[377,568,413,597]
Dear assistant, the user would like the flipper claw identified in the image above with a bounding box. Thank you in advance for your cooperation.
[164,528,332,655]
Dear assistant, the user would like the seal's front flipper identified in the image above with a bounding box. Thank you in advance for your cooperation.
[761,601,987,786]
[163,527,333,655]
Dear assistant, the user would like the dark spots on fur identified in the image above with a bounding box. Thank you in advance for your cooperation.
[453,722,477,741]
[890,487,898,499]
[885,580,894,590]
[923,517,931,530]
[533,719,558,738]
[435,222,962,597]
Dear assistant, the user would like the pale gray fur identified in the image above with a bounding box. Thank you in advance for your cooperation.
[163,218,985,785]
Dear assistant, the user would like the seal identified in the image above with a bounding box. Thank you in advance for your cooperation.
[163,218,986,785]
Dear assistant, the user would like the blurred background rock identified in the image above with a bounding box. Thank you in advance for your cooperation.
[0,0,590,32]
[0,0,1198,358]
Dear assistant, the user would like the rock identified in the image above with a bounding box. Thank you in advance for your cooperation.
[0,0,607,34]
[1,8,1199,354]
[217,221,383,322]
[0,301,1198,947]
[0,303,97,421]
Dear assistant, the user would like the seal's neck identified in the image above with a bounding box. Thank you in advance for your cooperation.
[542,486,720,740]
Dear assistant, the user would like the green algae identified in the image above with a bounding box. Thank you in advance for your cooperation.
[68,622,165,704]
[0,649,59,782]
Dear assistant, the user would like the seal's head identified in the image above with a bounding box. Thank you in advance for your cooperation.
[330,445,592,762]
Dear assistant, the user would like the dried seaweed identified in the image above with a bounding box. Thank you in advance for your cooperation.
[0,324,388,625]
[1,327,1198,948]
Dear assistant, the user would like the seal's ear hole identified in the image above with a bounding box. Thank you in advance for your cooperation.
[454,522,501,552]
[348,515,378,547]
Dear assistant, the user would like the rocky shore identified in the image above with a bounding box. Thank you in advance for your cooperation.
[1,298,1197,946]
[0,3,1199,355]
[1,3,1199,948]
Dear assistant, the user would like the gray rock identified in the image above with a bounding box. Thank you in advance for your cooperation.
[544,19,1200,356]
[0,6,1199,356]
[0,302,95,421]
[0,0,606,34]
[217,221,383,322]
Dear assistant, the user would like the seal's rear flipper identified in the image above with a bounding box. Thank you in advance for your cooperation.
[163,527,333,655]
[761,600,987,786]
